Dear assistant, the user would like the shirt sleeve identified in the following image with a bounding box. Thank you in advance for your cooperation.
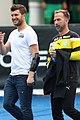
[26,28,38,46]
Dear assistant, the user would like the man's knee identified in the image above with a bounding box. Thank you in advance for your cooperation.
[3,102,13,111]
[63,106,73,115]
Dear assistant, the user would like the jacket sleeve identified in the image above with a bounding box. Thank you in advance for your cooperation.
[46,56,51,68]
[70,51,80,60]
[46,43,53,68]
[70,38,80,60]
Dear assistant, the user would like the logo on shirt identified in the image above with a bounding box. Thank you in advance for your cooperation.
[19,33,24,38]
[63,41,68,46]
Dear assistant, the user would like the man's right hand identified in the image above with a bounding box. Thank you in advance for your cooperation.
[0,32,5,44]
[49,42,56,58]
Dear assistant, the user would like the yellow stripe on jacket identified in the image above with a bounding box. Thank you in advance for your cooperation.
[70,38,80,60]
[55,38,72,49]
[52,38,80,60]
[55,38,80,49]
[55,38,80,60]
[71,38,80,49]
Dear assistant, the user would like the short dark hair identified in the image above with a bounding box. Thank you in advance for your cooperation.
[10,4,27,14]
[54,9,70,21]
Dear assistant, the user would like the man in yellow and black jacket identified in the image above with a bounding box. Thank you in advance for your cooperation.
[44,30,80,95]
[43,9,80,120]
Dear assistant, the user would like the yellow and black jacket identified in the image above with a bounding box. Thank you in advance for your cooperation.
[43,30,80,96]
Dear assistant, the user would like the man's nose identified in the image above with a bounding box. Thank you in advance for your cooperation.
[54,20,58,24]
[12,15,16,19]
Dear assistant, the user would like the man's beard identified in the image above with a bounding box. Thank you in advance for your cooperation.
[13,20,23,27]
[56,24,65,32]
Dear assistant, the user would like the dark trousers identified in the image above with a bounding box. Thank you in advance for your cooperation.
[3,75,33,120]
[51,83,80,120]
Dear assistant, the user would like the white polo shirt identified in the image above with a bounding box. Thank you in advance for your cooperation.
[8,25,38,75]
